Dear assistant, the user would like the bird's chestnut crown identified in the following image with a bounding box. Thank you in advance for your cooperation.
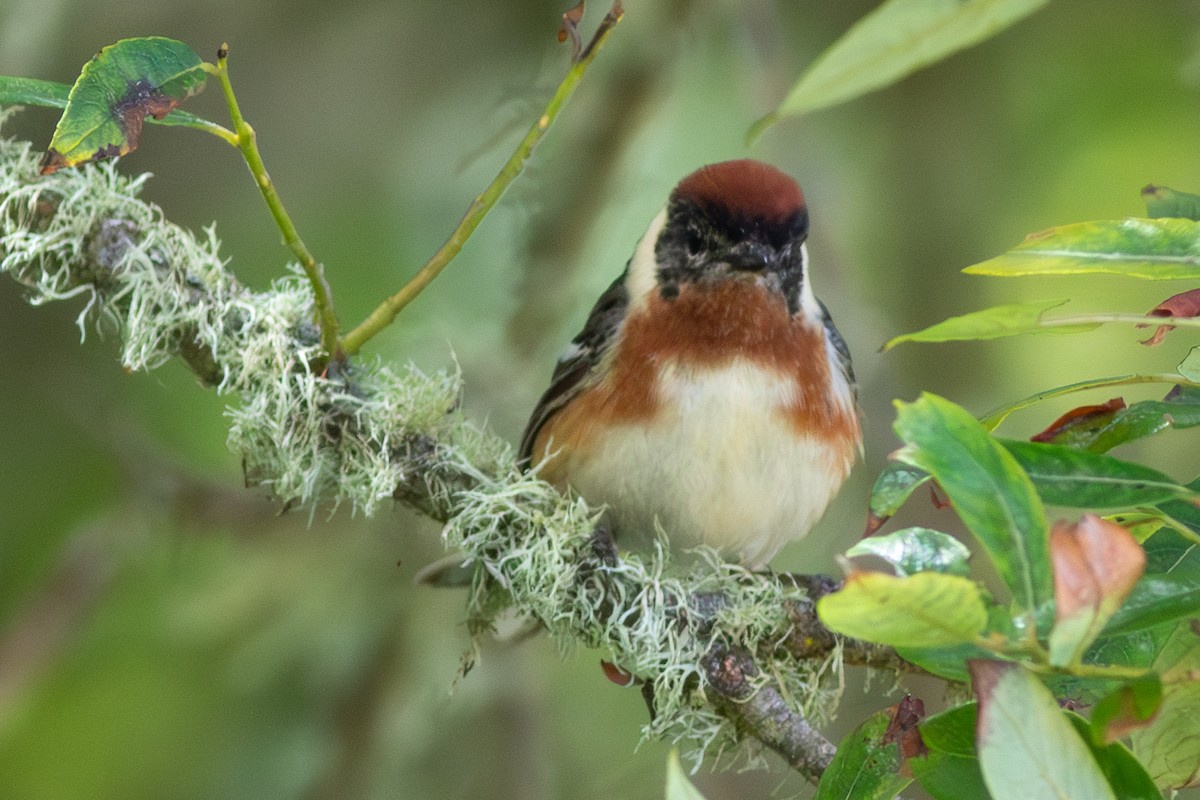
[656,159,809,282]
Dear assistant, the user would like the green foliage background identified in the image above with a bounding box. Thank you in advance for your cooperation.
[3,1,1200,797]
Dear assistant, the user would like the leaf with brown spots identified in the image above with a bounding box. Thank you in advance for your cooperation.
[40,37,207,174]
[1139,288,1200,346]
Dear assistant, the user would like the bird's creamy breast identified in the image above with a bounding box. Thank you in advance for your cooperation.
[562,358,856,566]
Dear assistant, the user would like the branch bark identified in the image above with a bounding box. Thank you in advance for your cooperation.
[0,135,929,786]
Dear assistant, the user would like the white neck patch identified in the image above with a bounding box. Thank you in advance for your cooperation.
[624,207,668,312]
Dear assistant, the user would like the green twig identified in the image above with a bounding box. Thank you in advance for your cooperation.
[204,45,343,362]
[340,3,625,356]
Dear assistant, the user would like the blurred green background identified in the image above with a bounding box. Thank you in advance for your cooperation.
[3,1,1200,798]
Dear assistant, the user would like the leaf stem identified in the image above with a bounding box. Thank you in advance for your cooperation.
[1044,312,1200,331]
[339,3,625,356]
[974,636,1151,681]
[174,113,238,146]
[205,46,342,361]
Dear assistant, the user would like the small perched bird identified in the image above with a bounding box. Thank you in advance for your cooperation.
[520,159,861,568]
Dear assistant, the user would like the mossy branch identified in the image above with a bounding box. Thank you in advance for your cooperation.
[0,128,912,781]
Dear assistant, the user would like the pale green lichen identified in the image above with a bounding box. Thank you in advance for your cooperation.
[0,117,844,765]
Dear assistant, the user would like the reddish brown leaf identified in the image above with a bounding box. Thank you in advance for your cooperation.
[600,659,637,687]
[1139,288,1200,346]
[928,481,950,510]
[883,694,929,764]
[1030,398,1126,444]
[1050,514,1146,624]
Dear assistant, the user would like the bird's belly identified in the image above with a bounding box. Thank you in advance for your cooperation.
[560,359,854,568]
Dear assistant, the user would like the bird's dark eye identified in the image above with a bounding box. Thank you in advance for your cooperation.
[685,225,704,256]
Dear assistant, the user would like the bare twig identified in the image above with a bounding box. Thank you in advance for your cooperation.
[702,644,837,782]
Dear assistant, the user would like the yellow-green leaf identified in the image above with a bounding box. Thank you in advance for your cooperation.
[965,218,1200,280]
[664,749,707,800]
[818,570,988,648]
[883,299,1098,349]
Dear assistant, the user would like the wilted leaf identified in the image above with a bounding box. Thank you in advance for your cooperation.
[1001,439,1194,508]
[965,218,1200,280]
[749,0,1046,140]
[865,461,930,533]
[971,660,1118,800]
[1047,514,1146,666]
[813,701,918,800]
[1131,622,1200,789]
[818,570,988,648]
[1091,675,1163,745]
[1139,289,1200,346]
[883,299,1096,349]
[41,37,208,174]
[894,394,1052,616]
[1143,184,1200,221]
[1031,398,1127,445]
[665,749,707,800]
[846,527,971,576]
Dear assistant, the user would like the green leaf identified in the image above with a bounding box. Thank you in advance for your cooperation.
[883,299,1096,349]
[846,527,971,576]
[866,461,931,531]
[1179,348,1200,382]
[1101,574,1200,637]
[1130,623,1200,790]
[920,703,978,756]
[1000,440,1194,508]
[894,394,1053,616]
[1081,393,1200,453]
[971,661,1118,800]
[749,0,1047,140]
[813,704,915,800]
[1143,185,1200,222]
[1066,714,1164,800]
[0,76,70,108]
[965,218,1200,280]
[911,704,992,800]
[664,749,707,800]
[41,37,208,174]
[1091,675,1163,746]
[818,570,988,648]
[895,641,988,682]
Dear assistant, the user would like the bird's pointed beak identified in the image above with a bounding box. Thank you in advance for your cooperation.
[725,240,773,272]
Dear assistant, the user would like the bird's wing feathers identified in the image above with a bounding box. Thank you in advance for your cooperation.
[518,271,630,463]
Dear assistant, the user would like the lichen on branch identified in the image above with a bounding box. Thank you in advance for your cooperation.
[0,120,855,774]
